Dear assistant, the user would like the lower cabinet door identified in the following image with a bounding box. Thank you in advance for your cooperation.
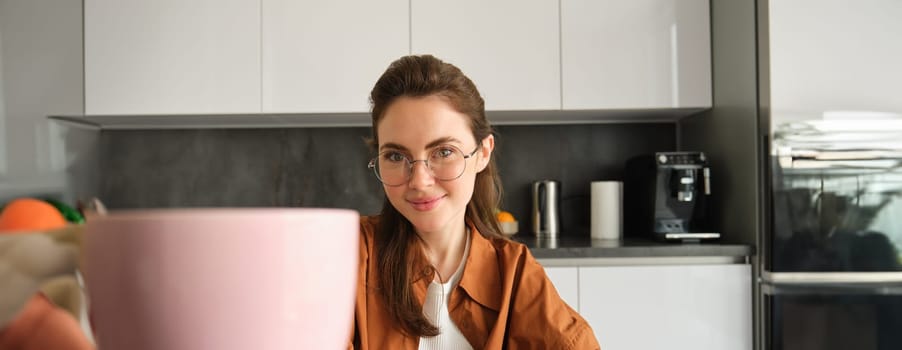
[578,264,752,350]
[544,266,580,311]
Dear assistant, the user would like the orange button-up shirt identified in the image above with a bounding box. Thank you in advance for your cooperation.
[350,216,600,349]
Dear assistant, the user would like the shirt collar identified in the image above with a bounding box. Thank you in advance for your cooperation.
[409,223,503,312]
[457,223,503,312]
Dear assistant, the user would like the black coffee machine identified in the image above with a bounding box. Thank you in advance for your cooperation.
[624,152,719,242]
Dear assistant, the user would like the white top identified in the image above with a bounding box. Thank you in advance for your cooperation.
[418,232,473,350]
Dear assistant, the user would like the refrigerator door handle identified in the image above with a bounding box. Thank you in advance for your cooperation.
[762,271,902,284]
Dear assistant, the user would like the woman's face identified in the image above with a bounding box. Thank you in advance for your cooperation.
[376,95,494,235]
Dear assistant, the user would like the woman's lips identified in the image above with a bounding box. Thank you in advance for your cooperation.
[408,195,444,211]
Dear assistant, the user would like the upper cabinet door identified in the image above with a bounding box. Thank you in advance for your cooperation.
[411,0,561,111]
[562,0,711,109]
[262,0,409,113]
[84,0,261,115]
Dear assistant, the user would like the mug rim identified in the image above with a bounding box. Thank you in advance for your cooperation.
[87,208,359,222]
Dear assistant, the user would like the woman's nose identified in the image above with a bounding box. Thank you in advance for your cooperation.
[407,161,435,188]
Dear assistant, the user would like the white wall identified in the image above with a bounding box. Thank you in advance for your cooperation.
[0,0,92,203]
[770,0,902,124]
[0,23,7,175]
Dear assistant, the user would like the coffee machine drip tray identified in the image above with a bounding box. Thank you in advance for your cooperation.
[664,232,721,242]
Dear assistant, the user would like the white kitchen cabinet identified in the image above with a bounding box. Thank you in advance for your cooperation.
[578,264,751,350]
[1,0,86,202]
[769,0,902,122]
[411,0,560,111]
[84,0,261,115]
[76,0,717,122]
[262,0,408,113]
[561,0,712,109]
[544,266,579,311]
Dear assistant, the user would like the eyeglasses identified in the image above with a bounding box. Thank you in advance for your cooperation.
[368,145,480,186]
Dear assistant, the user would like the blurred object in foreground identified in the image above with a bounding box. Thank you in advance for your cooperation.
[0,198,68,233]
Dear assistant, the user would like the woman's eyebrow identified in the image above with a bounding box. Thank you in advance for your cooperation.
[379,143,408,152]
[380,137,462,152]
[425,137,462,149]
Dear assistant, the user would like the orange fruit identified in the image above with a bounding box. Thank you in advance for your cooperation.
[496,210,516,223]
[0,198,68,233]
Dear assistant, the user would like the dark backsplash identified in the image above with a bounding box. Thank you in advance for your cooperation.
[100,123,675,237]
[494,124,675,236]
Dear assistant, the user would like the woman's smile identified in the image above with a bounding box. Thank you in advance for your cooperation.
[407,195,446,211]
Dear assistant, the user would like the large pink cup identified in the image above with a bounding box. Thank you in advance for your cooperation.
[81,209,359,350]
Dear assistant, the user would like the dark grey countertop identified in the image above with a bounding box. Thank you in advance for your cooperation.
[511,234,755,260]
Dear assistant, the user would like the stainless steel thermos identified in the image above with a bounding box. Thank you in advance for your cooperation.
[531,180,560,239]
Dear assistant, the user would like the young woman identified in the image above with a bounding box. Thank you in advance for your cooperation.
[350,55,599,349]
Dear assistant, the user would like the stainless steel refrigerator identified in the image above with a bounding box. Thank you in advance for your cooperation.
[764,120,902,350]
[761,1,902,349]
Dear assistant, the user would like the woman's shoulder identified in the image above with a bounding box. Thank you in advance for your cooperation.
[359,215,378,233]
[486,235,528,254]
[478,233,540,267]
[358,215,380,250]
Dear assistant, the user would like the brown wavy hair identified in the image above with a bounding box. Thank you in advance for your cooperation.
[368,54,504,337]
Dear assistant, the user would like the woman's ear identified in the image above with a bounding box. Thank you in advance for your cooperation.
[476,134,495,173]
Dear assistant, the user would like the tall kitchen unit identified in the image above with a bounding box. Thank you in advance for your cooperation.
[760,1,902,349]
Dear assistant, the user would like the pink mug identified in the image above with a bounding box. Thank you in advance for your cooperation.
[81,209,359,350]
